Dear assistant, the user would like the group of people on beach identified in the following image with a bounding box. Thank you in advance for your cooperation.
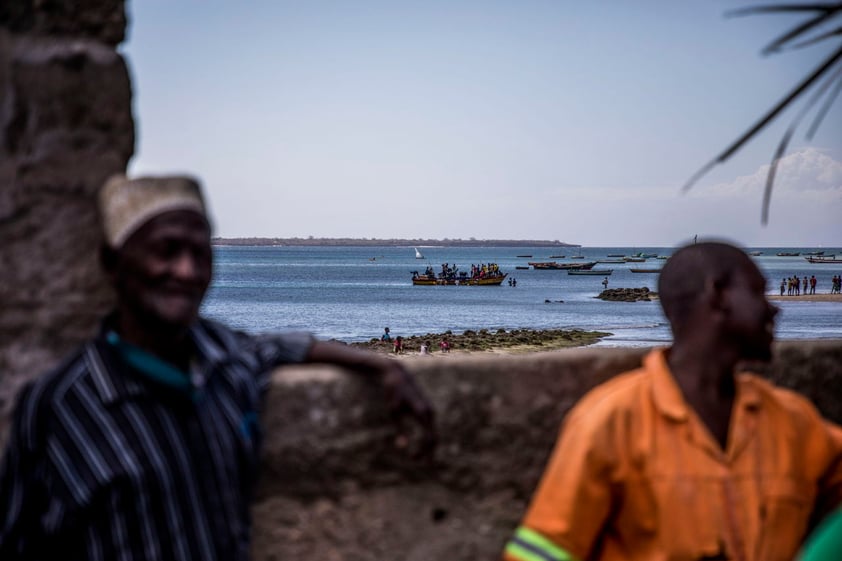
[781,274,817,295]
[382,327,450,355]
[832,275,842,294]
[1,173,840,561]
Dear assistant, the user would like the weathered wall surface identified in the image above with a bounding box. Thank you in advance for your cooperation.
[253,341,842,561]
[0,0,133,420]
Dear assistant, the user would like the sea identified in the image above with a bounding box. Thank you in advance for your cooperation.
[202,246,842,347]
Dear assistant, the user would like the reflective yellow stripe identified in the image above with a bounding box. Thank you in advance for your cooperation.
[514,526,576,561]
[505,541,549,561]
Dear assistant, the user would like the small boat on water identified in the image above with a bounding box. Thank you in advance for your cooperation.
[549,255,566,258]
[749,251,763,256]
[597,259,624,264]
[411,264,507,285]
[806,251,825,256]
[414,247,424,259]
[777,252,800,257]
[517,254,533,258]
[804,256,840,264]
[515,266,530,270]
[630,268,662,273]
[607,254,625,257]
[624,257,646,263]
[528,261,597,270]
[568,269,613,276]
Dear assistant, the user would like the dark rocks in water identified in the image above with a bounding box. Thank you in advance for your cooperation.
[597,287,658,302]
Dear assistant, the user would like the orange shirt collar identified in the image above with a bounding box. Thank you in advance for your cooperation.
[646,348,762,423]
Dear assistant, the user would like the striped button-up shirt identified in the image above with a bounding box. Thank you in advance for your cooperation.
[0,318,313,561]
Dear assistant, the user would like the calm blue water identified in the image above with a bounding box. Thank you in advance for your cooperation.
[202,246,842,347]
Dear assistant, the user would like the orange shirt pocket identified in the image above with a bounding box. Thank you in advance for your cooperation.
[755,477,814,561]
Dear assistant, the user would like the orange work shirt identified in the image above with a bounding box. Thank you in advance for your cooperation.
[505,349,842,561]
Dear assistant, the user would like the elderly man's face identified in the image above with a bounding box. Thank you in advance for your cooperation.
[113,210,212,330]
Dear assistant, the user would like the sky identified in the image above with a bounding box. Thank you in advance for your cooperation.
[123,1,842,246]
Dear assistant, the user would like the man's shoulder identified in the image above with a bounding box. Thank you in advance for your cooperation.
[567,367,652,426]
[13,343,95,421]
[741,372,827,423]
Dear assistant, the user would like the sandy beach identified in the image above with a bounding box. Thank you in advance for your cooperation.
[768,293,842,303]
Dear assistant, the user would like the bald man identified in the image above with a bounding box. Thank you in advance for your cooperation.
[504,241,842,561]
[0,175,435,561]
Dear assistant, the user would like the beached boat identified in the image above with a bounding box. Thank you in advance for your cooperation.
[568,269,613,276]
[630,268,662,273]
[804,256,840,264]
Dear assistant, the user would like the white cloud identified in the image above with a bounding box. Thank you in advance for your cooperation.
[702,148,842,199]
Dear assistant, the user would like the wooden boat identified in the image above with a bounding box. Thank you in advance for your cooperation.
[568,269,613,276]
[777,252,800,257]
[515,266,530,270]
[607,254,625,257]
[597,259,624,264]
[630,268,662,273]
[549,255,566,258]
[806,251,825,256]
[528,261,597,270]
[623,257,646,262]
[516,255,532,258]
[804,256,840,264]
[411,270,507,286]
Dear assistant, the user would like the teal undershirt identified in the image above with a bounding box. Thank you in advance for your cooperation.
[106,331,199,401]
[799,508,842,561]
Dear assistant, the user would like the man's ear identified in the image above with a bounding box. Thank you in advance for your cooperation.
[100,244,118,279]
[704,276,729,316]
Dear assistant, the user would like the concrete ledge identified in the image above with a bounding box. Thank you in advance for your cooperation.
[253,341,842,560]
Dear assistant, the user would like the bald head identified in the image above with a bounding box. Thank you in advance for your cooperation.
[658,242,758,334]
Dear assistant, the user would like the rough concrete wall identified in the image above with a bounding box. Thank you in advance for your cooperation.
[253,341,842,561]
[0,0,133,420]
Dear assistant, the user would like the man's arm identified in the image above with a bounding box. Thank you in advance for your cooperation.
[0,385,51,557]
[504,411,617,561]
[304,340,437,457]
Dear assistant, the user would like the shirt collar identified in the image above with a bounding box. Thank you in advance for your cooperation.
[647,347,763,423]
[87,317,228,406]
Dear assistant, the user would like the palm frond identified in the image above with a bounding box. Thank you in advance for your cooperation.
[760,60,842,223]
[726,4,841,53]
[683,43,842,193]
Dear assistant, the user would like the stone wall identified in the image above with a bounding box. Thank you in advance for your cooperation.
[0,0,133,421]
[253,341,842,560]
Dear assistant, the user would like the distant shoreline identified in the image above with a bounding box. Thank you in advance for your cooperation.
[212,237,578,247]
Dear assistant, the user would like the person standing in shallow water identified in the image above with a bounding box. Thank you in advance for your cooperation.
[0,175,435,561]
[503,241,842,561]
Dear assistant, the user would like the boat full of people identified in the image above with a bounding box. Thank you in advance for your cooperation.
[411,262,507,286]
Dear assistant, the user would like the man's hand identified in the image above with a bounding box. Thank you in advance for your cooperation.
[305,340,437,459]
[379,361,437,460]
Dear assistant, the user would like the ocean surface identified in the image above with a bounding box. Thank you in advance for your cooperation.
[202,246,842,347]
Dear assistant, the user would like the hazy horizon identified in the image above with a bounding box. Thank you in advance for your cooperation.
[124,1,842,246]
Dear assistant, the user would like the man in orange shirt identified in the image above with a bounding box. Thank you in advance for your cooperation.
[504,241,842,561]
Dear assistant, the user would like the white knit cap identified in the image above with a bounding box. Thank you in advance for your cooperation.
[98,174,208,248]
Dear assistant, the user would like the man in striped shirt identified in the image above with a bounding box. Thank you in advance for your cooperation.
[0,175,435,560]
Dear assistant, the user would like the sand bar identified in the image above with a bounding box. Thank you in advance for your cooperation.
[768,294,842,303]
